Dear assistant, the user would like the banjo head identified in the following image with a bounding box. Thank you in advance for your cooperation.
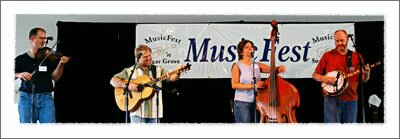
[322,70,348,96]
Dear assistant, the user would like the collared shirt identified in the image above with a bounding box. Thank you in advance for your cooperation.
[314,49,363,101]
[113,64,168,118]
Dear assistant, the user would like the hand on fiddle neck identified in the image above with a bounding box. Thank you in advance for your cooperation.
[52,56,70,81]
[59,56,70,64]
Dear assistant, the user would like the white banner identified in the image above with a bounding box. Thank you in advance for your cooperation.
[136,23,354,78]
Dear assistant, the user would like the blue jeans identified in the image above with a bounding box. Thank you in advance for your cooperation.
[130,115,159,123]
[18,91,56,123]
[324,96,357,123]
[234,100,256,123]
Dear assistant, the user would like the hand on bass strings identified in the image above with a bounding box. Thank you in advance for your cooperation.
[277,65,286,73]
[256,81,266,89]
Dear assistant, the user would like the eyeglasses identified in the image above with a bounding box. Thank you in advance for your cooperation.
[36,36,47,40]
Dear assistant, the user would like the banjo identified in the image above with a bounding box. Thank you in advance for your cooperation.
[322,61,381,96]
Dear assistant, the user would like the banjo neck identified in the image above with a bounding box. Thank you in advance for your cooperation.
[343,61,381,79]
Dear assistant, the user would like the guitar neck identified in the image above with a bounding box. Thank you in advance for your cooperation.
[149,68,182,84]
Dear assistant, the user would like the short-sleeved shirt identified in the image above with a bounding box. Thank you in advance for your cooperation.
[113,64,168,118]
[314,49,363,101]
[15,53,57,93]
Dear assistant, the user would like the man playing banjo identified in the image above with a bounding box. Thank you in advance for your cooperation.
[312,29,371,123]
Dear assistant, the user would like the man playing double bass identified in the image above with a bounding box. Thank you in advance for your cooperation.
[313,30,370,123]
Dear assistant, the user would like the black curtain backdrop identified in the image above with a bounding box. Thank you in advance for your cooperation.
[54,21,384,123]
[354,21,384,123]
[54,22,136,123]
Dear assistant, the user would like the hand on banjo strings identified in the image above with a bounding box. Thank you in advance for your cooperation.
[323,76,336,85]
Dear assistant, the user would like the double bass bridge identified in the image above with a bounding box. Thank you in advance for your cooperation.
[264,114,289,123]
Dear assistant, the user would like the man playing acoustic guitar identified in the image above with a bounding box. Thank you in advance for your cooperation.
[312,30,371,123]
[110,44,183,123]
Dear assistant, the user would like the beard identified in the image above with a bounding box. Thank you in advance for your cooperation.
[140,60,152,67]
[336,45,347,53]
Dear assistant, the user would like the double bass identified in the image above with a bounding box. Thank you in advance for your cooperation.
[256,20,300,123]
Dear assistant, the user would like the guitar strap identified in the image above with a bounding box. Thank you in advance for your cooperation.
[346,50,353,72]
[150,65,157,79]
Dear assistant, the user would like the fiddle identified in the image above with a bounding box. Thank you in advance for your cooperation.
[29,40,70,77]
[35,39,71,66]
[36,47,64,62]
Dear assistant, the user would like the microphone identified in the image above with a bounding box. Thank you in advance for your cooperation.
[137,51,143,59]
[46,36,54,41]
[250,50,254,58]
[348,34,357,48]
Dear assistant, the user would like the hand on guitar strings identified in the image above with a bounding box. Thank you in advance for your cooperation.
[128,83,141,92]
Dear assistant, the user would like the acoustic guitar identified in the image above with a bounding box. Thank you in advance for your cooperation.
[114,63,191,112]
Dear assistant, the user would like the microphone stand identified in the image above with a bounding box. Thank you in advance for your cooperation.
[123,56,140,123]
[29,70,37,123]
[251,54,257,123]
[143,84,173,123]
[28,40,58,123]
[350,35,366,123]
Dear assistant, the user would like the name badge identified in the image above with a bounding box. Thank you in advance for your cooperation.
[39,66,47,72]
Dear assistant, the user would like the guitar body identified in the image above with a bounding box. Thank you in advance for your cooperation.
[113,63,192,112]
[114,75,155,112]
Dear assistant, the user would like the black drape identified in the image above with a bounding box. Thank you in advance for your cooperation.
[354,21,385,123]
[54,22,136,123]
